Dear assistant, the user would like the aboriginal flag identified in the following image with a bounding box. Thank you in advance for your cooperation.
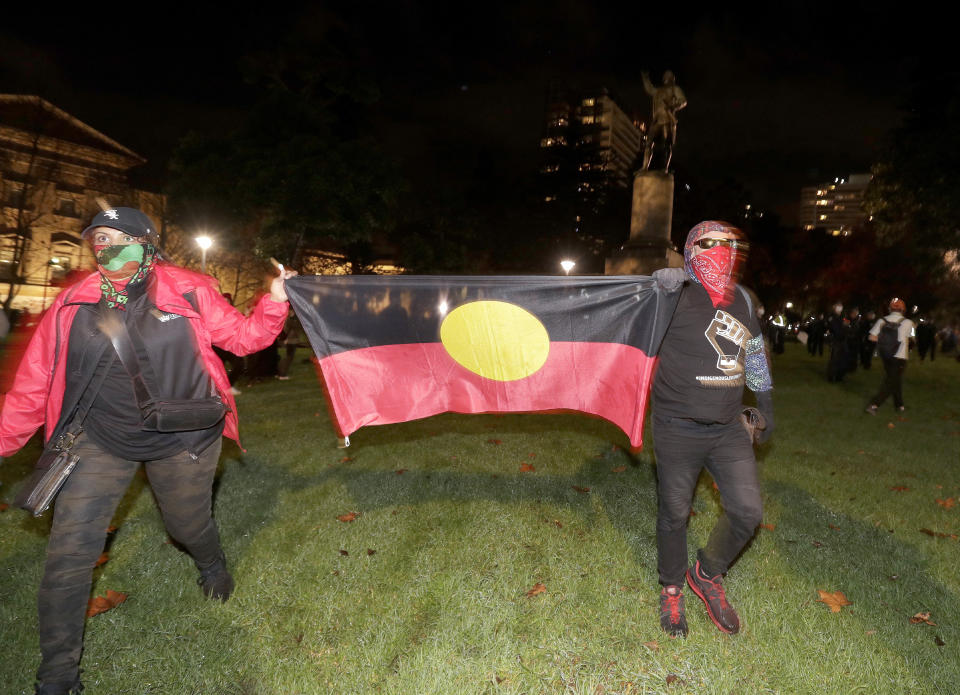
[286,275,679,448]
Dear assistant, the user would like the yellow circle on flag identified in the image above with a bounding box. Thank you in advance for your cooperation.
[440,300,550,381]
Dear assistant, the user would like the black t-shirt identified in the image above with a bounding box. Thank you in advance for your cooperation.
[652,282,762,424]
[68,282,224,460]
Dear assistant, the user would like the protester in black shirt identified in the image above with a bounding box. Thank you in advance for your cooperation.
[650,220,774,639]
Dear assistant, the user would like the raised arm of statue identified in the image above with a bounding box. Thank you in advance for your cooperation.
[642,71,655,96]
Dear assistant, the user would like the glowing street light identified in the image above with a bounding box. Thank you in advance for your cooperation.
[785,301,794,309]
[196,235,212,273]
[560,259,575,275]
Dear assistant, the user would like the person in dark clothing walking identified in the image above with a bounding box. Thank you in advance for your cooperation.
[0,207,296,695]
[916,318,937,361]
[859,310,876,369]
[649,220,775,639]
[826,303,849,382]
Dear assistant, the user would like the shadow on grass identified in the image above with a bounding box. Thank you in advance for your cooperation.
[764,479,959,685]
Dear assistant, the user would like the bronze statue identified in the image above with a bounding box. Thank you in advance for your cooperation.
[641,70,687,171]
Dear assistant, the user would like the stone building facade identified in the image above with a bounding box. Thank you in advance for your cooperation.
[0,94,165,313]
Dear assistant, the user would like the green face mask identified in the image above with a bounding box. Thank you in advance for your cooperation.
[96,243,146,280]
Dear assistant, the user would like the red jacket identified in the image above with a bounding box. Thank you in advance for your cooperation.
[0,263,288,456]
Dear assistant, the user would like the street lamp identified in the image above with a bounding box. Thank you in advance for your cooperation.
[560,259,575,275]
[195,235,212,273]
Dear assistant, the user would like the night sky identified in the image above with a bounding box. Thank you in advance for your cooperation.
[0,2,947,224]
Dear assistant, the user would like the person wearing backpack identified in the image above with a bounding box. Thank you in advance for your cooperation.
[865,298,915,415]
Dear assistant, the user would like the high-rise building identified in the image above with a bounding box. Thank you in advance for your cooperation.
[799,173,871,236]
[540,86,644,205]
[538,85,644,267]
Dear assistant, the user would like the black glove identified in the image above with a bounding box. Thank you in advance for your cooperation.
[652,267,687,292]
[754,391,775,444]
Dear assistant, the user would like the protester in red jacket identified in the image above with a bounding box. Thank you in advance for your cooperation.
[0,207,296,695]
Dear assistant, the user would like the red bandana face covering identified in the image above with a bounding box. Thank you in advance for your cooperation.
[689,246,735,307]
[683,220,746,308]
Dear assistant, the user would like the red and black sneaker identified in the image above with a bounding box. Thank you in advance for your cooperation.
[659,585,689,638]
[686,560,740,634]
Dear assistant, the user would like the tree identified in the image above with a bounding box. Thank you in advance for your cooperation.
[167,23,403,280]
[865,70,960,304]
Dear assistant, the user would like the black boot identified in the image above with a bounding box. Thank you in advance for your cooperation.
[35,679,83,695]
[197,552,234,602]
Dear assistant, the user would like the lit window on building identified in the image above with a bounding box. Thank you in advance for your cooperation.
[819,214,827,221]
[544,195,556,202]
[539,136,567,148]
[581,115,595,124]
[582,98,595,107]
[804,225,814,231]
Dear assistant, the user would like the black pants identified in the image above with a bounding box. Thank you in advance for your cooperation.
[37,434,224,683]
[870,357,907,409]
[653,415,763,587]
[277,345,297,377]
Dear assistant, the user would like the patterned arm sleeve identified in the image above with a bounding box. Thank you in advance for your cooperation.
[745,334,773,393]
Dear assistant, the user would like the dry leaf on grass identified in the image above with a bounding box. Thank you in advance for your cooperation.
[525,583,546,597]
[520,463,536,472]
[86,589,127,617]
[0,502,9,512]
[890,486,910,492]
[94,553,109,568]
[337,512,359,523]
[760,523,776,531]
[395,469,407,475]
[572,486,590,494]
[611,466,627,473]
[817,590,853,612]
[935,497,955,509]
[910,611,937,626]
[487,438,502,445]
[642,641,660,651]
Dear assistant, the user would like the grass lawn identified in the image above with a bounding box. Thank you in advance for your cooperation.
[1,342,958,694]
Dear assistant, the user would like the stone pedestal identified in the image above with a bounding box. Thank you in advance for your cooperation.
[605,170,683,275]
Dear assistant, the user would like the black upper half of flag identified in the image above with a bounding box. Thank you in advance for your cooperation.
[286,274,675,358]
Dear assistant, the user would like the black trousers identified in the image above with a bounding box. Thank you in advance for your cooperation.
[37,434,223,683]
[653,415,763,587]
[870,356,907,409]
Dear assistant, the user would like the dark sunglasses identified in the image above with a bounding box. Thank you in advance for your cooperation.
[696,237,749,250]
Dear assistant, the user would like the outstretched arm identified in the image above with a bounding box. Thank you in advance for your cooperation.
[642,71,654,95]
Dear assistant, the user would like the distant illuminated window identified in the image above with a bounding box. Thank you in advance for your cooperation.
[541,164,560,173]
[540,136,567,148]
[819,214,827,221]
[582,98,595,107]
[581,115,595,124]
[544,196,556,202]
[804,224,814,231]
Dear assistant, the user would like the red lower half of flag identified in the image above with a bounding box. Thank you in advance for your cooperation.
[317,342,656,447]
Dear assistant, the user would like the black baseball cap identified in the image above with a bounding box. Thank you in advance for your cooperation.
[82,207,155,239]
